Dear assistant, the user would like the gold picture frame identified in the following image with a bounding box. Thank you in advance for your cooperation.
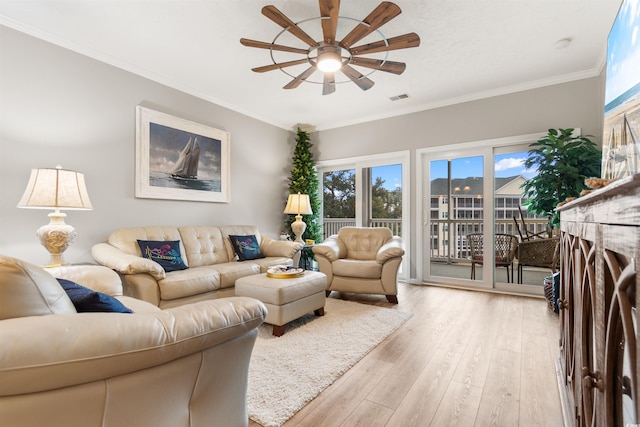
[135,106,230,203]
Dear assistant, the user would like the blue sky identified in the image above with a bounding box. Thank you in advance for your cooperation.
[372,152,536,190]
[372,164,402,190]
[605,0,640,104]
[428,152,536,181]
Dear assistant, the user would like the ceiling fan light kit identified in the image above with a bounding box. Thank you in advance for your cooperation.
[240,0,420,95]
[315,45,343,72]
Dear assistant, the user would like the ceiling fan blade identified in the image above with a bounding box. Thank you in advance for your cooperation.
[284,67,317,89]
[350,32,420,55]
[349,57,406,74]
[340,65,375,91]
[240,38,309,55]
[340,1,401,48]
[252,58,309,73]
[323,72,336,95]
[262,5,319,47]
[319,0,340,44]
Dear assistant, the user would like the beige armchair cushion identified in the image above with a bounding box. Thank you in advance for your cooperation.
[337,227,393,260]
[332,259,382,279]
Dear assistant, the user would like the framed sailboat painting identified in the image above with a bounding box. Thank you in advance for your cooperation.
[135,106,230,203]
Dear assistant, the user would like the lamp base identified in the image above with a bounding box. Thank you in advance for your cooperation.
[36,212,76,266]
[291,214,307,243]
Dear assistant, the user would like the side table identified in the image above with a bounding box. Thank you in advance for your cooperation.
[298,245,318,271]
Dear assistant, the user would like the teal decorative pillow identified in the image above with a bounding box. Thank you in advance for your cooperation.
[229,235,265,261]
[137,240,188,272]
[57,279,133,313]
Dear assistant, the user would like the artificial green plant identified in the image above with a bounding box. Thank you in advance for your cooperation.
[285,127,322,244]
[521,128,601,229]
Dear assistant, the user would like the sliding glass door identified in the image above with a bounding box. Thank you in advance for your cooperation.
[428,156,485,283]
[494,147,552,290]
[322,164,402,237]
[420,134,549,295]
[322,168,356,237]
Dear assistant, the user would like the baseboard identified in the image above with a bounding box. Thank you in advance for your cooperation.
[555,357,574,427]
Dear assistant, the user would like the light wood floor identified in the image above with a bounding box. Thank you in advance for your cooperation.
[249,282,564,427]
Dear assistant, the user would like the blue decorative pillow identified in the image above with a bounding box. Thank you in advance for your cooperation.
[229,235,265,261]
[137,240,188,272]
[57,279,133,313]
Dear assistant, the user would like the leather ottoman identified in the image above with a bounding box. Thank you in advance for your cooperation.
[235,271,327,336]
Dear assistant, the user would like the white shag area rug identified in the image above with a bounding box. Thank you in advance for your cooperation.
[247,298,412,427]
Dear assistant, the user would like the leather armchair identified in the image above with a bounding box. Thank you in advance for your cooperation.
[312,227,405,303]
[0,255,266,427]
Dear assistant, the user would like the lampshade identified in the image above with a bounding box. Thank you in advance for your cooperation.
[18,166,93,211]
[284,193,312,215]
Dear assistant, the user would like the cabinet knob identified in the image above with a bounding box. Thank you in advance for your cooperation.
[582,367,604,391]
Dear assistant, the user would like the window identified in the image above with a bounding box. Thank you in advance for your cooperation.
[317,151,409,280]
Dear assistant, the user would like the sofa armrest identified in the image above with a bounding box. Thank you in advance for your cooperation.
[376,236,405,264]
[0,296,266,396]
[92,242,166,280]
[45,265,124,296]
[312,235,345,262]
[260,236,303,258]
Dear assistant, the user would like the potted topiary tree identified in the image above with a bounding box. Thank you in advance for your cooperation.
[285,127,322,246]
[521,128,601,231]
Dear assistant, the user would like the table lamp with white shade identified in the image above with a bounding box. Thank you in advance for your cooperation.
[284,192,312,243]
[17,166,93,265]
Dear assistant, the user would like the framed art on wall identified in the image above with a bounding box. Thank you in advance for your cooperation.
[602,0,640,179]
[135,106,230,203]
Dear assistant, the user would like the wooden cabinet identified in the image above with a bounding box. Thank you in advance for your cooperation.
[557,174,639,426]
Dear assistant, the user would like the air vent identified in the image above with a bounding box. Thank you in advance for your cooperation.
[390,93,409,101]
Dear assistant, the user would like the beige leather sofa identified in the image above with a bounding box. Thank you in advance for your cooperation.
[92,225,302,308]
[312,227,405,303]
[0,255,266,427]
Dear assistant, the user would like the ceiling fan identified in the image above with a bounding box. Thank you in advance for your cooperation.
[240,0,420,95]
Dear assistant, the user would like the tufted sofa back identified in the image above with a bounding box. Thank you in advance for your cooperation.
[177,226,229,267]
[108,226,188,261]
[337,227,393,260]
[106,225,268,268]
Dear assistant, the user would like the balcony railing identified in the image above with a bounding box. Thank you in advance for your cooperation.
[322,218,401,239]
[323,217,549,262]
[429,218,549,262]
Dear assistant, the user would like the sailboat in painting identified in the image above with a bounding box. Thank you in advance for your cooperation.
[171,137,200,180]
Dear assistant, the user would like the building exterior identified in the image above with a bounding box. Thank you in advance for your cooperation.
[429,175,548,260]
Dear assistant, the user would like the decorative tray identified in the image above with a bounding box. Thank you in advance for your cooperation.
[266,266,304,279]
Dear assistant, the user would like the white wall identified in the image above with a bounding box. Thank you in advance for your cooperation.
[0,26,294,265]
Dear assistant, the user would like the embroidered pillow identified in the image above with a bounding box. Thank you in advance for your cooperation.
[229,235,265,261]
[137,240,188,272]
[57,278,133,313]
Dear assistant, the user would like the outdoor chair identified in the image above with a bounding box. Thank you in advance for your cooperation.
[512,206,560,283]
[467,233,519,283]
[516,237,560,283]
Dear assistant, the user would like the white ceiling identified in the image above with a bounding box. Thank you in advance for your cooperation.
[0,0,623,131]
